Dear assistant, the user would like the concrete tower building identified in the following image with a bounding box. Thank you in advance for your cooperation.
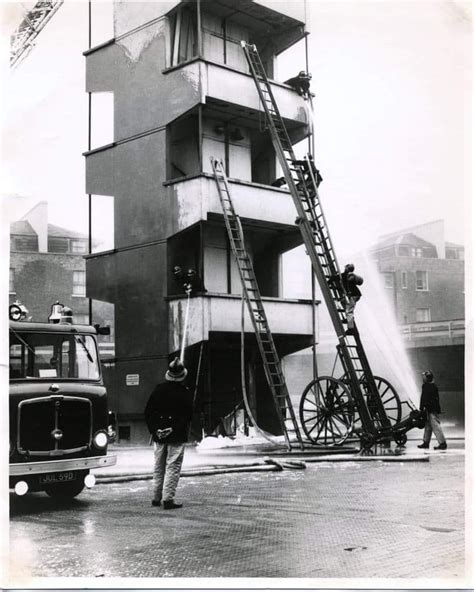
[84,0,315,444]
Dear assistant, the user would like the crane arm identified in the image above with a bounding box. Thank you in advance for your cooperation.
[10,0,64,68]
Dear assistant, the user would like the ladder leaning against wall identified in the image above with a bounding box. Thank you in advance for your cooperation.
[240,41,392,440]
[210,157,304,450]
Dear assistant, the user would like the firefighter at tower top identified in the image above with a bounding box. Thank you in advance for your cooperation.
[284,70,313,99]
[341,263,363,336]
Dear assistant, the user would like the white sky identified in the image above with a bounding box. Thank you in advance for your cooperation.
[0,0,472,258]
[1,1,470,371]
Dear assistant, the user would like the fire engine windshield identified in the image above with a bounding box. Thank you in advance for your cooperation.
[9,332,100,381]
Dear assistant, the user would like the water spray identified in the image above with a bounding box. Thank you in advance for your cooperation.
[179,290,192,364]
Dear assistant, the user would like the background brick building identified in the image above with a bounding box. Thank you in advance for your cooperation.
[371,219,464,326]
[9,201,114,340]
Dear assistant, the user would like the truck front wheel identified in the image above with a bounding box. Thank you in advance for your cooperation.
[44,473,87,499]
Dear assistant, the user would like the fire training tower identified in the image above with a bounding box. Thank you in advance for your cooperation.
[84,0,314,443]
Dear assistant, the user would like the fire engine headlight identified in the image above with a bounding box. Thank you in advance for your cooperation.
[15,481,29,496]
[84,474,96,488]
[93,430,108,449]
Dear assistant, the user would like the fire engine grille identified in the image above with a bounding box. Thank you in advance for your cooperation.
[18,396,92,454]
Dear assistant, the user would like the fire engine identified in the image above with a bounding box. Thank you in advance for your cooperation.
[9,301,116,498]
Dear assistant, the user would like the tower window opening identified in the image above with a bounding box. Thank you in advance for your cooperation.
[170,5,198,67]
[168,115,200,180]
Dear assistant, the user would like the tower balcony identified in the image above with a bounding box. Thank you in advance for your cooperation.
[169,59,310,132]
[168,293,315,355]
[165,174,298,235]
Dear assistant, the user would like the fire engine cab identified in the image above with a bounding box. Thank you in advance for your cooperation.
[9,301,116,498]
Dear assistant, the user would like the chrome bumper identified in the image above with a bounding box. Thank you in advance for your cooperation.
[10,454,117,476]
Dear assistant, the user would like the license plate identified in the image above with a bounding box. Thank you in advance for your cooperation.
[39,471,76,484]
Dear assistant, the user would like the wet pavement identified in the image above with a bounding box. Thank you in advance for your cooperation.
[92,434,464,480]
[8,439,467,583]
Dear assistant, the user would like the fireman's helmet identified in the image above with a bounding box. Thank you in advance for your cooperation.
[165,357,188,382]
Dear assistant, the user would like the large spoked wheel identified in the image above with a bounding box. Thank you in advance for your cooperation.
[366,376,402,426]
[299,376,355,446]
[343,374,403,429]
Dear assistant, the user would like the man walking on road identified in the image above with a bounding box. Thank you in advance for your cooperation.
[418,370,447,450]
[145,357,194,509]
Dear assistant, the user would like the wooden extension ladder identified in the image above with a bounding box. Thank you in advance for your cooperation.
[241,41,392,436]
[210,157,304,449]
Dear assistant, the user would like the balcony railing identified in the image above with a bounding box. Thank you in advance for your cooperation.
[401,320,465,341]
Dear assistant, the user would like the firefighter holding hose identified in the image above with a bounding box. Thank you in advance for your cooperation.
[144,357,193,509]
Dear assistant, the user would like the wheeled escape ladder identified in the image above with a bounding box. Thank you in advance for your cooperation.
[210,158,304,450]
[241,41,395,443]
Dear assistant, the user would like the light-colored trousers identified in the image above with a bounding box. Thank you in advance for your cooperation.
[153,442,185,502]
[346,297,357,329]
[423,412,446,445]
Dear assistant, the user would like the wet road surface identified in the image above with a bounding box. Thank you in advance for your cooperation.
[9,449,465,581]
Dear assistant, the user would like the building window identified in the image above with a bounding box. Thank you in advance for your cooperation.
[446,247,464,260]
[48,237,69,253]
[9,268,15,293]
[415,270,429,291]
[398,246,409,256]
[383,272,394,289]
[411,247,423,257]
[71,240,86,254]
[73,271,86,296]
[12,236,38,252]
[416,308,431,322]
[170,5,197,67]
[168,114,200,180]
[401,271,407,289]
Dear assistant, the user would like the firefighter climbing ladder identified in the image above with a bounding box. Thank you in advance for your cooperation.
[241,41,392,440]
[210,157,304,450]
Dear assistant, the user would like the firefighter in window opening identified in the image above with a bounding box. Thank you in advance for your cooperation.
[174,265,207,296]
[341,263,364,336]
[284,70,314,99]
[185,269,206,295]
[173,266,185,293]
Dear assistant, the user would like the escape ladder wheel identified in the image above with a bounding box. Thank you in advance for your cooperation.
[342,374,403,429]
[299,376,354,446]
[365,376,402,426]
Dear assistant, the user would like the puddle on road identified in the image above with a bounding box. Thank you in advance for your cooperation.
[421,526,456,533]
